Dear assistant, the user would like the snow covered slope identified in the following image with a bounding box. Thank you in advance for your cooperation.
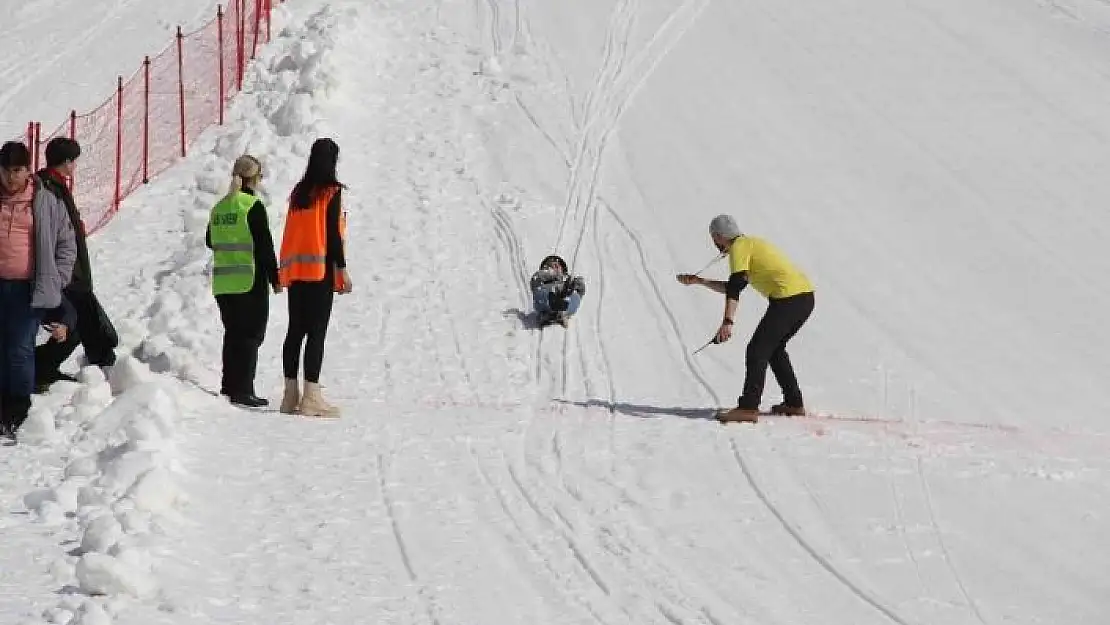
[2,0,1109,624]
[484,0,1110,427]
[0,0,221,139]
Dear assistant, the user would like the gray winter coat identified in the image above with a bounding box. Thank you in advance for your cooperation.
[29,176,77,309]
[530,268,586,297]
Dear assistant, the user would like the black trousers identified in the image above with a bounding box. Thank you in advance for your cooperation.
[35,333,79,383]
[283,279,334,383]
[73,290,117,367]
[737,291,815,410]
[35,289,116,379]
[216,290,269,396]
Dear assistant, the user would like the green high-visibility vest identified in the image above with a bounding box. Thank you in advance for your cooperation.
[209,192,257,295]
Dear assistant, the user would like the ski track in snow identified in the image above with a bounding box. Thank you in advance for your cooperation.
[728,436,914,625]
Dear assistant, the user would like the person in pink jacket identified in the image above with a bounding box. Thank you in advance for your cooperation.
[0,141,76,440]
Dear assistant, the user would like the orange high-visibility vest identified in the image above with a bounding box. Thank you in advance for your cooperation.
[278,185,344,288]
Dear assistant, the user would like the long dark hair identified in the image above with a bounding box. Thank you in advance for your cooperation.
[290,138,343,209]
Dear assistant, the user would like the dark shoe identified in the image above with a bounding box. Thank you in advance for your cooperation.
[1,396,14,441]
[83,353,116,368]
[770,403,806,416]
[36,370,62,385]
[4,396,32,432]
[536,311,557,327]
[89,352,117,368]
[229,394,269,408]
[35,371,78,394]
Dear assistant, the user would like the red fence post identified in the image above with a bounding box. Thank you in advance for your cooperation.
[243,0,248,65]
[252,0,261,59]
[218,5,226,125]
[266,0,271,42]
[143,56,151,183]
[177,26,187,157]
[235,0,244,91]
[114,76,123,212]
[33,122,41,171]
[68,111,76,192]
[26,121,32,150]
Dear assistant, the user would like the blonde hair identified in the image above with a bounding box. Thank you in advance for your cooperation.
[224,155,262,199]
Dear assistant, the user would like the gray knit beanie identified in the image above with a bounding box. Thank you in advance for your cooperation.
[709,214,741,239]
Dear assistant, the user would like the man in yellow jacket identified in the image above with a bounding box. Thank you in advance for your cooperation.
[677,214,815,423]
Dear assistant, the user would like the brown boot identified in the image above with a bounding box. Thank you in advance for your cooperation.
[718,407,760,423]
[770,403,806,416]
[299,382,340,418]
[279,379,301,415]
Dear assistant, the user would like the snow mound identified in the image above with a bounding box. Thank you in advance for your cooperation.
[17,370,186,624]
[63,382,183,616]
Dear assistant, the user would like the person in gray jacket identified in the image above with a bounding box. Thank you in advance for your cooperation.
[0,141,76,439]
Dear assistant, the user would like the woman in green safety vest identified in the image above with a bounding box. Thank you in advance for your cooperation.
[205,155,281,408]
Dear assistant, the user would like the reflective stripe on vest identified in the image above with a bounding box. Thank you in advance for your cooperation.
[278,185,340,287]
[209,192,257,295]
[212,265,255,275]
[278,253,327,269]
[211,242,254,252]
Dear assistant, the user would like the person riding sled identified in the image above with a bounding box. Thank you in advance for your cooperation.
[676,214,815,423]
[530,254,585,327]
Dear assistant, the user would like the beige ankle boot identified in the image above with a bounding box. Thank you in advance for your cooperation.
[279,378,301,414]
[299,381,340,418]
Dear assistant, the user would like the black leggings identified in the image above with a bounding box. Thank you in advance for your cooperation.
[737,291,815,409]
[216,290,269,395]
[283,279,334,383]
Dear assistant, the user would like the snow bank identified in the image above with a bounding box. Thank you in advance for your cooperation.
[11,354,185,625]
[127,3,348,395]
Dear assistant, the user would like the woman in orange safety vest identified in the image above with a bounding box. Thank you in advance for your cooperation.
[277,138,352,417]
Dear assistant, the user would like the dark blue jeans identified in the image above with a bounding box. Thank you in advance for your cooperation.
[532,285,582,316]
[0,280,41,398]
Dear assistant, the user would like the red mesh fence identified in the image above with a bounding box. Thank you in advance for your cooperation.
[8,0,278,236]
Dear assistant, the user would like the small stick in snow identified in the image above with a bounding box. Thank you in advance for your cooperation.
[692,337,719,355]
